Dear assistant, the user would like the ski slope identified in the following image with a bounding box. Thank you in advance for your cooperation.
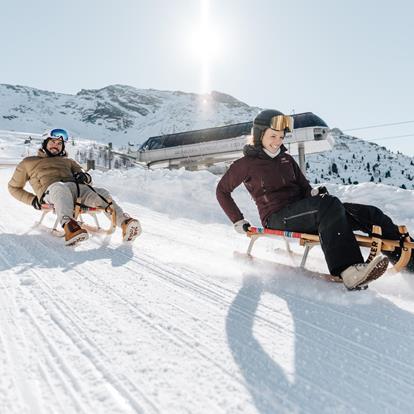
[2,160,414,413]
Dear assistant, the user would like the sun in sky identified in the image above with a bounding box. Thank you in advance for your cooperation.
[190,0,222,95]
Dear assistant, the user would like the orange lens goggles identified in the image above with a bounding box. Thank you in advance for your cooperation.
[270,115,294,132]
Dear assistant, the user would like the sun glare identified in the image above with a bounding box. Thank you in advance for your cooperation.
[190,0,222,94]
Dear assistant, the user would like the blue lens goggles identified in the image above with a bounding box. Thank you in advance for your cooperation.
[49,128,69,142]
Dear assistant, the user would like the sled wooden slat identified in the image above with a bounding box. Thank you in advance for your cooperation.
[39,202,116,235]
[246,225,413,273]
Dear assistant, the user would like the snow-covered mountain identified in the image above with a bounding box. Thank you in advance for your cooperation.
[306,129,414,189]
[1,83,414,189]
[0,83,258,145]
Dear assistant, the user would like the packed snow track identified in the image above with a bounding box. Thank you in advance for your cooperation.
[1,166,414,414]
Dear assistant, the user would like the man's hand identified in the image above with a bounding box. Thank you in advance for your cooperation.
[31,196,42,210]
[234,219,251,234]
[73,171,92,184]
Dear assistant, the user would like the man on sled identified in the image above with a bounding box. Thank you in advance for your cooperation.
[8,128,141,246]
[216,109,412,290]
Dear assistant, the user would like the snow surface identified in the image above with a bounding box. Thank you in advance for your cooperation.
[2,137,414,414]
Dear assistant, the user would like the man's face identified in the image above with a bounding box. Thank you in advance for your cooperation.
[46,138,63,155]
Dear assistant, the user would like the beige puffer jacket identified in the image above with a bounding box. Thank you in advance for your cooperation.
[8,149,83,205]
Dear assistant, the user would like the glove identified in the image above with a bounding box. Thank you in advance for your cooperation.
[311,186,329,197]
[31,196,42,210]
[73,171,92,184]
[234,219,251,234]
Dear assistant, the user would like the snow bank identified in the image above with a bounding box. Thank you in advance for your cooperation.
[91,167,262,225]
[92,168,414,232]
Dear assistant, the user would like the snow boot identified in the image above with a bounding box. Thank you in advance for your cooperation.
[340,255,389,290]
[121,217,142,242]
[63,218,89,246]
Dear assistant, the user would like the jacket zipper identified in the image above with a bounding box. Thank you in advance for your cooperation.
[284,209,318,222]
[261,178,270,203]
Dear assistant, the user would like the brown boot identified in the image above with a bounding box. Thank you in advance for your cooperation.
[121,217,142,242]
[63,218,89,246]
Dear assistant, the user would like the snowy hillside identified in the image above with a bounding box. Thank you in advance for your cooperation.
[0,83,258,146]
[2,132,414,413]
[306,129,414,189]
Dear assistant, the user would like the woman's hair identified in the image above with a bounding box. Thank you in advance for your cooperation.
[245,125,267,147]
[246,130,255,146]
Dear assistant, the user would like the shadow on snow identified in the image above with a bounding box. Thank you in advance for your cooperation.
[226,263,414,414]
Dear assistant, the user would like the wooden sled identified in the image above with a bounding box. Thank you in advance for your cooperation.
[38,200,116,236]
[245,225,413,275]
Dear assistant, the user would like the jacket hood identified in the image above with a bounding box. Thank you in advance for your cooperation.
[242,144,287,159]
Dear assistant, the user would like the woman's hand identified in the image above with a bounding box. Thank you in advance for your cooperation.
[234,219,251,234]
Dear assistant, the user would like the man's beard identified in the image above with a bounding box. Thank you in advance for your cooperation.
[42,138,65,157]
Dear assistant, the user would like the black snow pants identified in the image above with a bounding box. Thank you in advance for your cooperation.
[265,195,401,276]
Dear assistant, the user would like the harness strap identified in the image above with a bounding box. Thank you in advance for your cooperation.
[400,232,410,250]
[74,181,113,212]
[371,232,383,239]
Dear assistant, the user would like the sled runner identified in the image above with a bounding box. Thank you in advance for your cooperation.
[38,201,116,236]
[242,225,413,289]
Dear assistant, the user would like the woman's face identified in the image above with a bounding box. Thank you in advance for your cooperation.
[261,128,285,153]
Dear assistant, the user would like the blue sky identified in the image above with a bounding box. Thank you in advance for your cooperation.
[1,0,414,154]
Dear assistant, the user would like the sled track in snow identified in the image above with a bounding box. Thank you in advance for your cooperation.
[0,242,158,414]
[33,236,414,409]
[26,270,158,414]
[0,277,44,413]
[118,253,414,404]
[2,221,414,412]
[4,239,268,412]
[0,234,329,412]
[86,238,414,409]
[0,233,238,412]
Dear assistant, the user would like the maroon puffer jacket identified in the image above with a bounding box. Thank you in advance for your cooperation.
[216,145,312,225]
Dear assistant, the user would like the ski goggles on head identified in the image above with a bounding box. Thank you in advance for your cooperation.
[270,115,294,132]
[47,128,69,142]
